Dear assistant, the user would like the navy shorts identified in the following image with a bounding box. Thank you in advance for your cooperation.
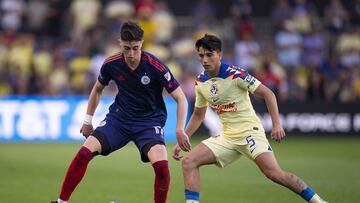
[91,114,165,162]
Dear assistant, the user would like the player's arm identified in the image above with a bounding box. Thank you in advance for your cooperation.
[170,87,191,152]
[80,80,106,138]
[185,106,207,137]
[172,106,207,161]
[253,84,285,142]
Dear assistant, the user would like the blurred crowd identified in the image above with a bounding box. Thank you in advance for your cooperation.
[0,0,359,103]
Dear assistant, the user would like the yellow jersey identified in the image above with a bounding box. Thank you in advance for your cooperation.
[195,63,264,137]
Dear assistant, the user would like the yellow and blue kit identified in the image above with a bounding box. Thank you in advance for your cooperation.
[195,63,272,166]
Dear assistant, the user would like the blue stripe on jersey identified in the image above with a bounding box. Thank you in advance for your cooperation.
[196,63,248,82]
[196,63,228,82]
[196,63,238,82]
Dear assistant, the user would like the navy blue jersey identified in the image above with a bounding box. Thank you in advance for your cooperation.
[98,51,179,126]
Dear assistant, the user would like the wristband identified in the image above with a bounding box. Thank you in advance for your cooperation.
[84,114,93,125]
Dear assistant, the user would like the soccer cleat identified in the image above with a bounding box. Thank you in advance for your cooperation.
[51,200,67,203]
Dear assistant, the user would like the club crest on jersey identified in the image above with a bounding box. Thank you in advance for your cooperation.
[141,75,150,85]
[164,72,171,81]
[210,83,218,96]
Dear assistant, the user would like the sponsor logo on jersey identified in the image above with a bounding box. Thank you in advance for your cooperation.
[210,102,237,114]
[141,75,150,85]
[117,75,125,81]
[164,72,171,81]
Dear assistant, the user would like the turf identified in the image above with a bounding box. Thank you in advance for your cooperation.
[0,136,359,203]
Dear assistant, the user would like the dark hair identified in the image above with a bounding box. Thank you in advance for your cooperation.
[195,34,222,52]
[120,21,144,41]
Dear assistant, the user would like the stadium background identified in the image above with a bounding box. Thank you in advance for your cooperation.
[0,0,359,202]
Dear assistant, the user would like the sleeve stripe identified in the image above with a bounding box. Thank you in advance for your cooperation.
[104,53,123,64]
[143,53,165,72]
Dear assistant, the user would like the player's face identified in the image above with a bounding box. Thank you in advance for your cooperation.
[120,40,143,63]
[198,47,222,76]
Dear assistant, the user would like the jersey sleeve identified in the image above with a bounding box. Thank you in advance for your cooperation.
[235,70,261,94]
[157,64,180,93]
[194,81,208,108]
[97,63,111,86]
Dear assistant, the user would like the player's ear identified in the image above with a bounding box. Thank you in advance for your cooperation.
[218,51,223,60]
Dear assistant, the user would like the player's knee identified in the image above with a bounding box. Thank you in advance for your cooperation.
[182,156,197,171]
[83,136,102,154]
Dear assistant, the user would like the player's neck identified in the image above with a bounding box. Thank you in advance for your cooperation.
[207,70,218,77]
[126,60,140,70]
[125,54,141,70]
[207,63,221,77]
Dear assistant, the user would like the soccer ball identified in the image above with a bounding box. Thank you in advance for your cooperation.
[109,202,120,203]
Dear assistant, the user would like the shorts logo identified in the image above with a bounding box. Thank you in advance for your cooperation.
[98,120,106,127]
[164,72,171,81]
[153,126,164,136]
[141,75,150,85]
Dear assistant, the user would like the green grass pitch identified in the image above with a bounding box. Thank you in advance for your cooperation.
[0,136,359,203]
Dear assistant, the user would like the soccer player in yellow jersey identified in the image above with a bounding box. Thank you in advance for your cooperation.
[173,34,328,203]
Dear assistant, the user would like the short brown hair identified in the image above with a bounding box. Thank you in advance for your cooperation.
[120,21,144,41]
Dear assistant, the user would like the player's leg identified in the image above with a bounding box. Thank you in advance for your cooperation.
[182,135,242,203]
[181,143,217,203]
[242,133,328,202]
[147,144,170,203]
[132,125,170,203]
[55,136,101,203]
[255,152,328,203]
[53,117,130,203]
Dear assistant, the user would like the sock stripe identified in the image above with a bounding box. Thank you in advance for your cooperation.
[152,160,168,168]
[185,189,200,201]
[300,187,316,201]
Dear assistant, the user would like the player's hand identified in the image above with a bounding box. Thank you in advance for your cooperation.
[176,129,191,152]
[172,144,183,161]
[271,125,286,142]
[80,124,94,138]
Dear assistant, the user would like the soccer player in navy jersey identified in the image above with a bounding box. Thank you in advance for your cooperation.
[172,34,328,203]
[51,21,191,203]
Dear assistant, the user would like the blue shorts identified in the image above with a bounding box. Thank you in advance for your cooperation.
[91,114,165,162]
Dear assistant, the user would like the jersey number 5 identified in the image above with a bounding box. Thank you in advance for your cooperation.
[246,135,256,153]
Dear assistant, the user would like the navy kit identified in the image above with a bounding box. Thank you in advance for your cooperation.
[92,51,179,162]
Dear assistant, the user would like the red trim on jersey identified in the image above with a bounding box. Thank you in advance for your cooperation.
[104,53,123,64]
[143,53,165,72]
